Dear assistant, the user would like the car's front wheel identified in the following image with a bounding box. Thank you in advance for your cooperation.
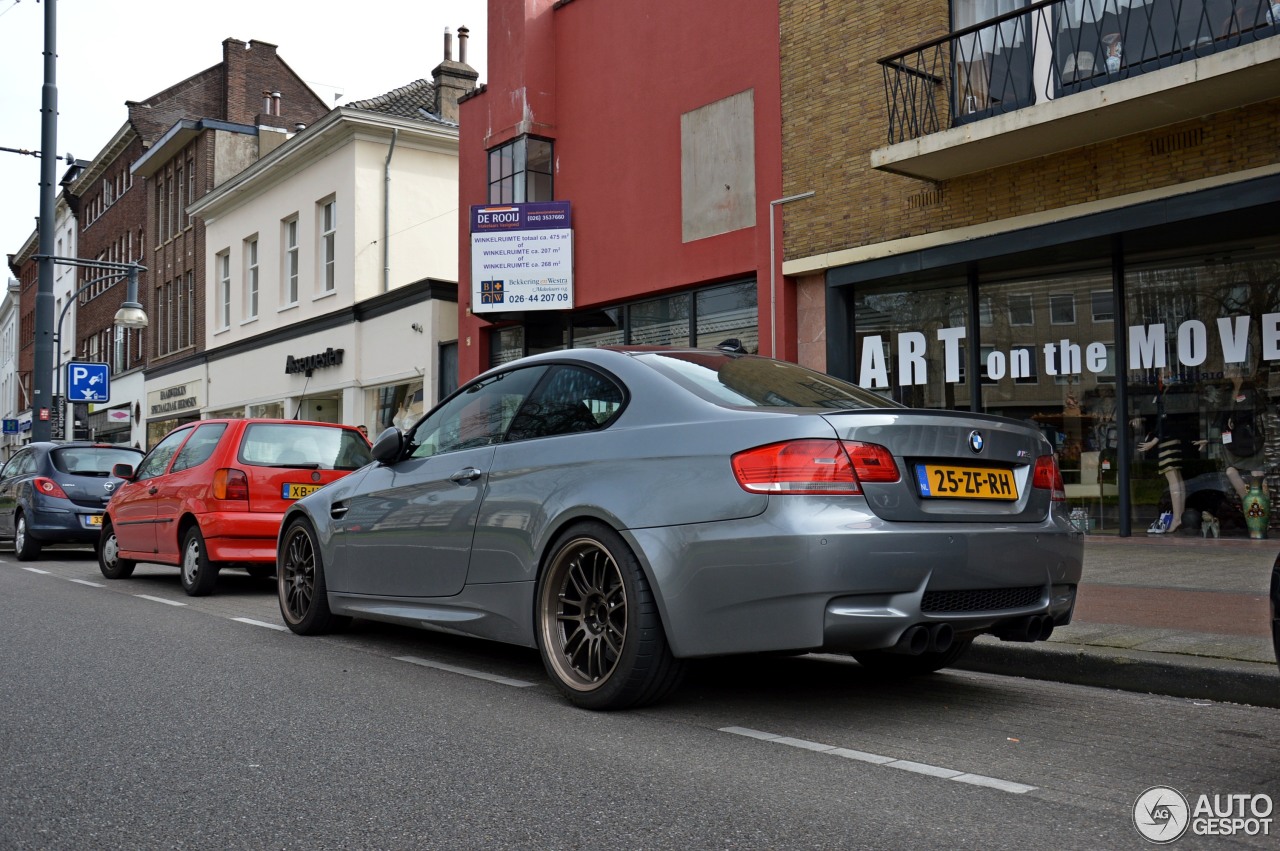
[179,527,219,596]
[98,521,136,579]
[852,636,975,675]
[277,518,349,634]
[535,521,684,710]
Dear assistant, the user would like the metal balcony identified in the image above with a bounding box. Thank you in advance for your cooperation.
[873,0,1280,181]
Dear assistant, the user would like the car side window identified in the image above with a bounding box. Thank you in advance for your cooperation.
[408,366,548,460]
[170,423,228,473]
[134,427,193,481]
[506,365,624,442]
[1,450,31,479]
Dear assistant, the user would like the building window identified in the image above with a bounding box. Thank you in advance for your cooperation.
[1049,293,1076,324]
[245,237,259,319]
[1008,294,1034,325]
[217,250,231,329]
[1091,289,1114,322]
[283,217,299,305]
[487,136,554,204]
[319,199,336,293]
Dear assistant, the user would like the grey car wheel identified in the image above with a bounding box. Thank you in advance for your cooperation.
[179,526,218,596]
[536,522,684,710]
[14,512,41,561]
[853,636,974,675]
[97,521,136,579]
[277,518,349,634]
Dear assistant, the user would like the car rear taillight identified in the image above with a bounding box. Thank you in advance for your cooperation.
[33,477,68,499]
[213,468,250,501]
[1032,455,1066,502]
[732,439,898,495]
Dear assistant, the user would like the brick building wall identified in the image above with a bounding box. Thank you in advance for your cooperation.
[779,0,1280,261]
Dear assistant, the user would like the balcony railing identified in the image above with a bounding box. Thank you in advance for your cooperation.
[879,0,1280,145]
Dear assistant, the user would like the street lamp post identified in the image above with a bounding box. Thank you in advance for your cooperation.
[30,258,149,440]
[768,191,815,360]
[33,0,59,442]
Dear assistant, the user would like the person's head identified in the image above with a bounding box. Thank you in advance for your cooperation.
[357,424,368,438]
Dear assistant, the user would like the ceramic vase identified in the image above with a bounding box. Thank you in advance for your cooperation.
[1243,476,1270,540]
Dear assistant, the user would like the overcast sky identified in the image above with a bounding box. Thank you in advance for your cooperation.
[0,0,488,269]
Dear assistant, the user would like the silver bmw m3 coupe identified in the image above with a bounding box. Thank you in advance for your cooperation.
[277,347,1083,709]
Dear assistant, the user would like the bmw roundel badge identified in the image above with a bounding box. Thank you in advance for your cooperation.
[968,430,984,454]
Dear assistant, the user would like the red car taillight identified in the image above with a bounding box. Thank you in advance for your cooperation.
[732,439,899,495]
[213,468,250,501]
[33,477,68,499]
[1032,454,1066,502]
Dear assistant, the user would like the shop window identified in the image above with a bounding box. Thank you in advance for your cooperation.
[697,282,758,353]
[632,294,691,347]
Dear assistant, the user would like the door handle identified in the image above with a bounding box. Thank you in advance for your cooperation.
[449,467,483,484]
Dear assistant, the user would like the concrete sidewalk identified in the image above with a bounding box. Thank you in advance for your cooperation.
[960,534,1280,708]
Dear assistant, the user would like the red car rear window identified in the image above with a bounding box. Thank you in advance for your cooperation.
[237,423,373,471]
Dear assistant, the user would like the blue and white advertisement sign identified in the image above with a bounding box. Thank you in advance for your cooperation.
[470,201,573,313]
[66,361,111,403]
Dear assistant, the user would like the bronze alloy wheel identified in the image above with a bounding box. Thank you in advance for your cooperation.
[280,524,316,625]
[539,535,629,690]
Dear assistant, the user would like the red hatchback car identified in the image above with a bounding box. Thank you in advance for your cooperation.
[98,418,372,595]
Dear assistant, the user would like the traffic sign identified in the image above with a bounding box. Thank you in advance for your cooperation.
[67,361,111,403]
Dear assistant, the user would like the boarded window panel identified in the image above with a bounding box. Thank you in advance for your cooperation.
[681,89,756,243]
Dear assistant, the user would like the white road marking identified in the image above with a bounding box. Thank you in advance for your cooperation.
[68,578,105,587]
[719,726,1037,794]
[21,567,51,574]
[232,617,288,632]
[394,655,537,688]
[135,594,187,607]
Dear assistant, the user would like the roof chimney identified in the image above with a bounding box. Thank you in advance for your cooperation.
[458,26,469,64]
[430,24,479,124]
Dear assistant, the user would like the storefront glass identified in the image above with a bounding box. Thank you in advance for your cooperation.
[1124,238,1280,536]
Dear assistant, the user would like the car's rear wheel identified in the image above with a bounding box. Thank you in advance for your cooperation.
[13,512,41,561]
[97,521,136,579]
[179,527,219,596]
[536,521,684,710]
[277,518,349,634]
[852,636,975,675]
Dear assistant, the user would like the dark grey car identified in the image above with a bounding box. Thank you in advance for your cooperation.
[0,442,143,560]
[277,348,1083,709]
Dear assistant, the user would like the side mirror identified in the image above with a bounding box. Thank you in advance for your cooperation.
[371,427,404,465]
[111,463,135,479]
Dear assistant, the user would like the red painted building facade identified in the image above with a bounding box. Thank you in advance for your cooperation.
[456,0,783,380]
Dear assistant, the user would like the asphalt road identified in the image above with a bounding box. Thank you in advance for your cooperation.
[2,550,1279,850]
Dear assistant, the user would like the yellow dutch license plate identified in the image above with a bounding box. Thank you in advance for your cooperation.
[87,514,104,526]
[283,483,324,500]
[916,464,1017,500]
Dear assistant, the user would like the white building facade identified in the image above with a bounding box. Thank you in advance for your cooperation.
[188,73,472,435]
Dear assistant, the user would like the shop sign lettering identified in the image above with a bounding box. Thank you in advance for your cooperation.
[285,347,345,376]
[858,314,1280,388]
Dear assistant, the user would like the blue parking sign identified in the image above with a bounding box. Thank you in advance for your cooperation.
[67,361,111,403]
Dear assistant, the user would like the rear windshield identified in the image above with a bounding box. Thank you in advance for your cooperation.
[51,446,143,476]
[238,423,373,471]
[633,351,898,410]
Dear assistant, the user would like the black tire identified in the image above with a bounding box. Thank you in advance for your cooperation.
[535,521,685,710]
[179,526,219,597]
[13,512,42,561]
[852,636,974,676]
[277,518,349,634]
[246,563,275,581]
[98,521,136,579]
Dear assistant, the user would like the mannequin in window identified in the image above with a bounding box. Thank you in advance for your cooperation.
[1136,373,1195,534]
[1195,365,1265,500]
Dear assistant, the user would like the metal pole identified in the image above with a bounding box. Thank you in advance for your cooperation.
[768,191,814,360]
[33,0,57,442]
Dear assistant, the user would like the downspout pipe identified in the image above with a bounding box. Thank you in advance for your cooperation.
[383,127,399,293]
